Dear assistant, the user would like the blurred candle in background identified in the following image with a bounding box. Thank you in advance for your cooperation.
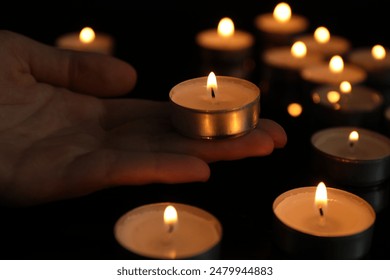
[56,26,115,55]
[254,2,309,50]
[196,17,255,78]
[295,26,351,59]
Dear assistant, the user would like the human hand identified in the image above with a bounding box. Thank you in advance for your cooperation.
[0,30,287,207]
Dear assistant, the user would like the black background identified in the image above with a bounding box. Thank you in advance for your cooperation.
[0,1,389,260]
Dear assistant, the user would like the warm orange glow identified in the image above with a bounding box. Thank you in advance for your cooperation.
[164,205,178,233]
[314,26,330,44]
[287,103,303,117]
[218,17,235,37]
[273,2,291,23]
[291,41,307,58]
[327,90,340,103]
[329,55,344,73]
[339,81,352,93]
[79,27,95,44]
[371,44,386,60]
[312,92,321,104]
[349,131,359,145]
[315,182,328,214]
[207,72,218,98]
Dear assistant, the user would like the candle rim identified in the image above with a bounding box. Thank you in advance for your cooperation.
[169,75,260,112]
[311,126,390,161]
[273,186,376,237]
[114,201,223,259]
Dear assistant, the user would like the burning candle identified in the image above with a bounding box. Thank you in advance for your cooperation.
[301,55,367,86]
[310,127,390,186]
[254,2,309,48]
[56,26,114,55]
[114,202,222,260]
[273,182,376,259]
[295,26,351,58]
[263,41,324,71]
[196,17,255,78]
[347,45,390,88]
[169,72,260,139]
[310,81,384,127]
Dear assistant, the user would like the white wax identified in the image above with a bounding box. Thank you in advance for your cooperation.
[348,47,390,72]
[196,29,254,51]
[254,13,309,34]
[170,76,260,111]
[274,187,375,237]
[311,127,390,160]
[114,203,222,259]
[56,32,114,55]
[312,85,383,111]
[295,34,351,57]
[263,46,324,71]
[301,63,367,85]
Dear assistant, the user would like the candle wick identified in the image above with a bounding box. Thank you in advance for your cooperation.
[167,224,174,234]
[349,141,354,148]
[319,207,324,217]
[211,87,215,98]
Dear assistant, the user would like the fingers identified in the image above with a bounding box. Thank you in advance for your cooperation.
[257,119,288,148]
[65,149,210,194]
[4,30,137,97]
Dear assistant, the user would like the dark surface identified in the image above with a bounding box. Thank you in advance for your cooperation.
[0,5,390,260]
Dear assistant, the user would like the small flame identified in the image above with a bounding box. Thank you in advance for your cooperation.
[164,205,178,233]
[315,182,328,215]
[291,41,307,58]
[349,131,359,146]
[79,27,95,44]
[273,2,291,23]
[314,26,330,44]
[339,81,352,93]
[329,55,344,73]
[287,103,302,117]
[371,44,386,60]
[207,72,218,98]
[327,90,340,103]
[218,17,235,37]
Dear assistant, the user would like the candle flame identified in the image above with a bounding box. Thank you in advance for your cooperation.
[218,17,235,37]
[371,44,386,60]
[287,103,302,117]
[79,27,96,44]
[315,182,328,216]
[329,55,344,73]
[314,26,330,44]
[291,41,307,58]
[207,72,218,98]
[327,90,340,104]
[339,81,352,93]
[273,2,291,23]
[349,131,359,147]
[164,205,178,233]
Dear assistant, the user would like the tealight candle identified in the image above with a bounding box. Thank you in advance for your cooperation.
[114,202,222,260]
[301,55,367,86]
[169,72,260,139]
[311,126,390,187]
[262,41,325,71]
[56,26,114,55]
[294,26,351,58]
[254,2,309,48]
[196,17,255,78]
[348,45,390,93]
[310,82,384,127]
[260,41,324,111]
[273,182,376,259]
